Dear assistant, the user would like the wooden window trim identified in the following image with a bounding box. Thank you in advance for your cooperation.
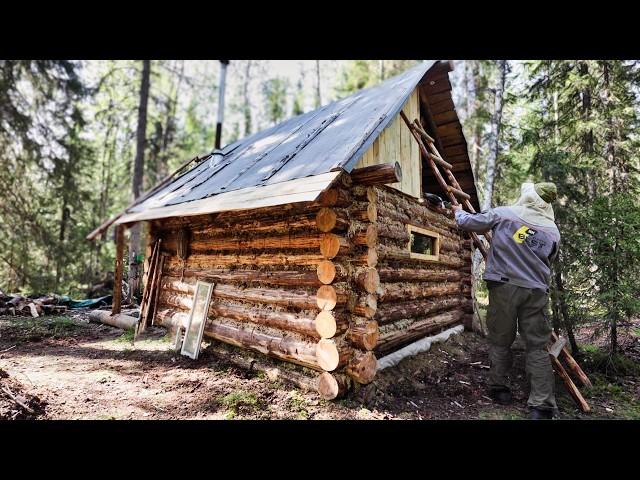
[407,224,440,262]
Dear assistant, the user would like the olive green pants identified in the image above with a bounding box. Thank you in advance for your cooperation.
[486,281,557,411]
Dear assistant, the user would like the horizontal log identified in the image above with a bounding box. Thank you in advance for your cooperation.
[377,268,462,283]
[162,269,325,287]
[376,295,467,325]
[374,186,457,229]
[207,342,320,392]
[377,222,410,242]
[345,350,377,384]
[205,318,322,371]
[377,244,465,268]
[154,308,189,329]
[163,231,325,254]
[187,211,321,236]
[164,252,327,269]
[211,303,320,339]
[350,162,402,186]
[160,279,350,313]
[88,310,138,330]
[376,310,464,356]
[318,372,352,400]
[378,282,461,303]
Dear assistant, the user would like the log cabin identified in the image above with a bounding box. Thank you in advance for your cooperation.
[88,60,480,400]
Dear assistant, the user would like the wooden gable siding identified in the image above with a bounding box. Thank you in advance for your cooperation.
[355,89,421,199]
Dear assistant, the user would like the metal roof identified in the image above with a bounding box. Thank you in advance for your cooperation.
[126,61,438,215]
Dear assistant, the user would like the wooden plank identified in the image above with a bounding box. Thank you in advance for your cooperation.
[440,134,466,147]
[422,77,452,96]
[433,110,458,125]
[436,121,463,138]
[429,98,456,115]
[112,225,125,315]
[443,145,468,157]
[116,171,340,224]
[424,91,452,105]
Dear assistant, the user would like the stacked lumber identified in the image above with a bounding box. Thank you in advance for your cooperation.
[0,293,67,317]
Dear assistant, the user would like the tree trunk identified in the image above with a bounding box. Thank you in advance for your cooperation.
[128,60,151,303]
[315,60,321,107]
[482,60,507,211]
[243,60,252,136]
[555,267,578,354]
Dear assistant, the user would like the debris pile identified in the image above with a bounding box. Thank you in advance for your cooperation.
[0,292,68,317]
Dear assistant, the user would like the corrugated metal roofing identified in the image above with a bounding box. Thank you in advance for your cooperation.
[127,61,438,214]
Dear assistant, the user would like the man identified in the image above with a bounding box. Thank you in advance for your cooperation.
[452,182,560,420]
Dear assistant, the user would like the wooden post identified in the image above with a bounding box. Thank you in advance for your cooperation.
[112,225,125,315]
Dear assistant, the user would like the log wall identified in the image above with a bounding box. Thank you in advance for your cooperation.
[148,176,473,400]
[351,184,473,357]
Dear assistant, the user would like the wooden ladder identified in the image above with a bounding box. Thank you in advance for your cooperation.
[400,112,592,413]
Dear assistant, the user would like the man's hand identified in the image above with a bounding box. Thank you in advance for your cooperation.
[451,204,463,213]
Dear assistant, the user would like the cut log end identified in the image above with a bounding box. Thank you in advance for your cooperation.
[357,268,380,294]
[315,310,337,339]
[316,260,336,285]
[317,372,351,400]
[316,285,338,311]
[316,207,337,232]
[316,339,341,371]
[347,320,379,351]
[319,233,341,259]
[346,351,377,384]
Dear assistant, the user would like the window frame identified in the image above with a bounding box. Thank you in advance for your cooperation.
[406,224,440,262]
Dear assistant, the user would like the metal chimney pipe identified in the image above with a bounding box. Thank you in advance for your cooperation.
[215,60,229,150]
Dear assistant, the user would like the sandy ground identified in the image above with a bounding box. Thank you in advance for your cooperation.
[1,312,638,420]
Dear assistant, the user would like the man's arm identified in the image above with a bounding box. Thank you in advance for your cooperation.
[451,205,500,233]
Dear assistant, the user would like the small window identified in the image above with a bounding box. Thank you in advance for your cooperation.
[407,225,440,261]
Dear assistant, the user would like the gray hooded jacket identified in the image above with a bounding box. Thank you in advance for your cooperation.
[455,207,560,291]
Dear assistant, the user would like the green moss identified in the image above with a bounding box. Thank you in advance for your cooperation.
[217,390,260,418]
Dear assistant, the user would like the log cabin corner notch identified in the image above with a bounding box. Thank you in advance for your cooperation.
[89,60,479,400]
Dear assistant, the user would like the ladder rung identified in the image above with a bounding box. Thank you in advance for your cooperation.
[447,185,471,201]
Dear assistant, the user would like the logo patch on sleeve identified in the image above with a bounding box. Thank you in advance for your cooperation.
[513,225,536,244]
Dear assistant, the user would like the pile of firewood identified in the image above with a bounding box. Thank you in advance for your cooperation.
[0,290,67,317]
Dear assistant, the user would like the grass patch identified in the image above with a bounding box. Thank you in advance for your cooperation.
[0,315,87,342]
[287,391,310,419]
[477,410,524,420]
[115,327,135,344]
[217,390,260,418]
[580,344,640,378]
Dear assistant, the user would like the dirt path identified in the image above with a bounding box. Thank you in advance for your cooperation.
[1,313,638,420]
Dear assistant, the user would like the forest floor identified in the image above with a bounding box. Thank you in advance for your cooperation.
[1,312,639,420]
